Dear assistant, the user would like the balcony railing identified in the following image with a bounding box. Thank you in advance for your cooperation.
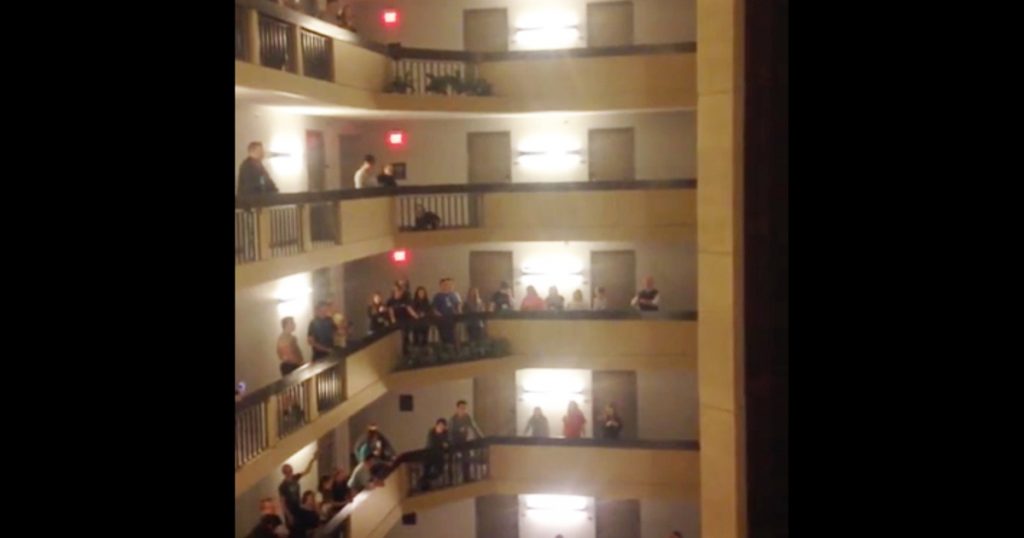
[235,179,695,265]
[235,0,695,101]
[235,311,694,472]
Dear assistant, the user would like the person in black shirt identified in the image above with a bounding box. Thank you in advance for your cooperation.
[377,163,398,187]
[631,276,660,311]
[387,282,416,351]
[367,292,393,335]
[247,514,284,538]
[307,301,337,360]
[489,281,514,312]
[414,204,442,230]
[277,449,319,530]
[237,141,279,196]
[410,286,432,346]
[421,418,451,491]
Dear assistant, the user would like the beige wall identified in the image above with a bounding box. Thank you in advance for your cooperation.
[236,272,316,390]
[638,370,698,440]
[641,499,700,538]
[349,379,475,455]
[355,111,695,185]
[351,0,695,50]
[385,498,476,538]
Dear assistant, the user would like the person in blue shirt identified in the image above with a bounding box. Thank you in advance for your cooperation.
[431,278,462,345]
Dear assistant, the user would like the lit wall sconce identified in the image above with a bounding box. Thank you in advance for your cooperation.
[513,25,581,47]
[516,149,583,168]
[522,495,591,522]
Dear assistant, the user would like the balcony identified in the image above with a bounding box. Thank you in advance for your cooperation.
[236,179,695,289]
[235,312,695,496]
[234,0,695,114]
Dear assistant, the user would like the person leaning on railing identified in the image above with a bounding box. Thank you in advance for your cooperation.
[307,301,337,360]
[420,418,451,491]
[410,286,432,346]
[237,141,279,196]
[414,204,442,230]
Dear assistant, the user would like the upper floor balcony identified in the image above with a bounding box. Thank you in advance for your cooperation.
[234,0,696,115]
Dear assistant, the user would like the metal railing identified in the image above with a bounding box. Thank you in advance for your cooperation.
[397,193,479,231]
[258,13,295,72]
[234,209,259,264]
[268,205,303,257]
[390,59,478,95]
[301,29,332,81]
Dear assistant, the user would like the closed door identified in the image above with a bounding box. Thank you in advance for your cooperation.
[468,132,512,183]
[589,128,634,181]
[595,499,641,538]
[476,495,519,538]
[591,250,636,310]
[592,370,638,440]
[469,251,514,301]
[587,1,634,48]
[306,130,326,191]
[464,8,509,52]
[338,134,361,190]
[473,372,517,436]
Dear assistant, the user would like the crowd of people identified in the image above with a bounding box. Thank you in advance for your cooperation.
[268,276,663,380]
[523,402,623,440]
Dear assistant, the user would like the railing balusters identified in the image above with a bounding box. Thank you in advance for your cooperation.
[301,29,331,81]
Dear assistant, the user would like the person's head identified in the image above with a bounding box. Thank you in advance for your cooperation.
[258,497,276,515]
[370,292,383,305]
[547,286,560,298]
[568,400,580,414]
[596,286,607,297]
[320,475,333,493]
[281,316,296,334]
[499,281,510,292]
[392,283,404,298]
[415,286,428,301]
[315,301,331,317]
[259,514,283,531]
[281,463,295,478]
[645,276,655,289]
[301,490,317,508]
[456,399,468,415]
[383,163,394,175]
[533,406,544,417]
[468,287,481,303]
[526,285,538,298]
[247,141,265,160]
[434,418,448,433]
[572,289,584,302]
[415,204,426,217]
[604,402,617,416]
[363,154,376,169]
[339,4,352,18]
[396,278,409,292]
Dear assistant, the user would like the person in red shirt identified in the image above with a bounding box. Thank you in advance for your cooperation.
[562,400,586,438]
[520,286,546,311]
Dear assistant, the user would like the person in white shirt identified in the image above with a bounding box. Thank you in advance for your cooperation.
[565,289,588,311]
[353,154,376,189]
[592,286,609,311]
[630,276,661,311]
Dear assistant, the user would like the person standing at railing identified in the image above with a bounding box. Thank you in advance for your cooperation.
[421,418,451,491]
[278,449,320,536]
[563,400,587,439]
[630,276,661,311]
[600,403,623,440]
[353,154,376,189]
[450,399,485,483]
[307,302,337,361]
[414,205,442,230]
[377,163,398,187]
[238,142,279,196]
[463,288,487,341]
[520,286,546,311]
[276,317,305,377]
[592,287,609,311]
[432,278,462,345]
[489,281,515,312]
[366,292,393,336]
[387,283,416,352]
[523,406,550,438]
[545,286,566,311]
[566,289,588,311]
[410,286,432,346]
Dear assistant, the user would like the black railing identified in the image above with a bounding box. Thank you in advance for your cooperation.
[397,193,479,231]
[400,440,491,496]
[301,29,332,81]
[268,205,302,257]
[234,311,694,470]
[258,13,294,72]
[390,59,478,95]
[234,209,258,264]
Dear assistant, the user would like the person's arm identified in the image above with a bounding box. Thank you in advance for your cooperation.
[523,419,533,436]
[276,339,287,362]
[300,448,320,477]
[470,415,485,439]
[651,292,660,307]
[630,294,640,307]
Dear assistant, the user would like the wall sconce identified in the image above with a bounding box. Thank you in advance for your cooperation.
[516,149,583,168]
[522,494,590,522]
